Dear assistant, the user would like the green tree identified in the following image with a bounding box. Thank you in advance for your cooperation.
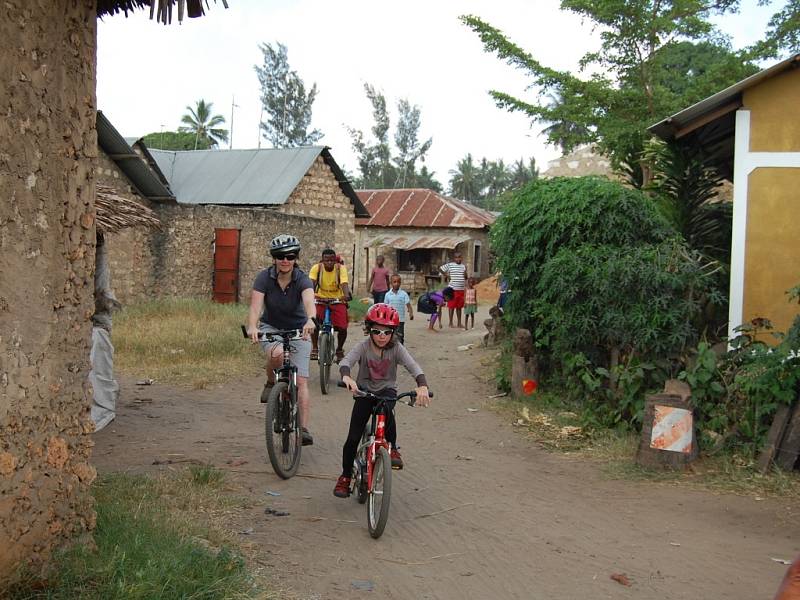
[141,130,213,150]
[750,0,800,58]
[393,99,433,188]
[179,99,228,149]
[348,84,438,190]
[254,42,322,148]
[643,139,732,263]
[448,154,482,202]
[461,4,759,176]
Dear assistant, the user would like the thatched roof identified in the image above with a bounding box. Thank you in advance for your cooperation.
[97,0,228,24]
[96,185,162,233]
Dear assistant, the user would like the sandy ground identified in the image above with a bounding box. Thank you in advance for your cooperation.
[93,308,800,600]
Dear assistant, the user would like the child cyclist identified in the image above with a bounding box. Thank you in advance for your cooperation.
[334,303,430,498]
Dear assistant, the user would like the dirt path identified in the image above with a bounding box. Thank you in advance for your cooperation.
[94,309,799,599]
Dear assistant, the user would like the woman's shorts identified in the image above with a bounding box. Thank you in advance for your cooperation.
[259,324,311,378]
[464,304,477,315]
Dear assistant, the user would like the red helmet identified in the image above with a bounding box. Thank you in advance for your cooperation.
[366,303,400,327]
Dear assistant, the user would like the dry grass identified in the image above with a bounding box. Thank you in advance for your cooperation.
[113,298,264,388]
[492,391,800,500]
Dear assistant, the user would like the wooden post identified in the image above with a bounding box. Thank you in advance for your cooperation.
[775,402,800,471]
[636,394,698,469]
[757,404,793,473]
[511,328,538,398]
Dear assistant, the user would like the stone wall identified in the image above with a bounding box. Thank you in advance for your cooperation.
[279,156,357,280]
[0,1,97,584]
[543,145,614,178]
[107,204,335,305]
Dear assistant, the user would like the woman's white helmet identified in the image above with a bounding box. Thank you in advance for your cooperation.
[269,234,301,256]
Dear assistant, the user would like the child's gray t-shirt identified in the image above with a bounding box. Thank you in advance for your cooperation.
[339,339,423,394]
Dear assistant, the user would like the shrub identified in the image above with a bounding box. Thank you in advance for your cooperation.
[491,176,674,330]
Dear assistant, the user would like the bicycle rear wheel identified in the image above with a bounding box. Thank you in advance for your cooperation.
[367,447,392,538]
[319,332,332,395]
[265,381,301,479]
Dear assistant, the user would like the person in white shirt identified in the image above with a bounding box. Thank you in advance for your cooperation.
[439,251,468,328]
[383,274,414,344]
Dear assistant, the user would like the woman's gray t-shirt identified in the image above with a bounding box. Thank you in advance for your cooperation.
[253,266,313,330]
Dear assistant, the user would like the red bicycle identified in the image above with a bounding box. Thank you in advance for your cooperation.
[338,382,432,538]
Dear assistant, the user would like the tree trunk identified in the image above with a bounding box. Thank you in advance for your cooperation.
[0,0,98,584]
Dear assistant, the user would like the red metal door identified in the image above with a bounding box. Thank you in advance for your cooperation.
[212,228,240,303]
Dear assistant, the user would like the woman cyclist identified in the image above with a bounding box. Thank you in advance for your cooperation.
[334,303,430,497]
[247,234,317,446]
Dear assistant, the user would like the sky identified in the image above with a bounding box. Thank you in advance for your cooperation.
[97,0,776,188]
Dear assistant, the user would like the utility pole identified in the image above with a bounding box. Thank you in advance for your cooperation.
[229,95,239,150]
[257,103,263,149]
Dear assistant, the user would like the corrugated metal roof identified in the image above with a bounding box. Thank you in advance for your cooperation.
[366,234,472,250]
[96,111,175,202]
[649,54,800,140]
[150,146,321,206]
[355,189,494,228]
[149,146,369,216]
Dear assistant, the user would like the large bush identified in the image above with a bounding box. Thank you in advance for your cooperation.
[492,176,674,329]
[493,176,724,429]
[534,240,720,367]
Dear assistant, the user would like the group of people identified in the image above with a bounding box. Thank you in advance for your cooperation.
[246,234,431,498]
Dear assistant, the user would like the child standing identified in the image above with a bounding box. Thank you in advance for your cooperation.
[335,303,430,497]
[383,275,413,345]
[464,277,478,330]
[427,287,455,332]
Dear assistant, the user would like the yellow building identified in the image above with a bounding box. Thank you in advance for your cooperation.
[651,54,800,341]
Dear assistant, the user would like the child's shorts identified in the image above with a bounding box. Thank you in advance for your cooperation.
[464,304,477,315]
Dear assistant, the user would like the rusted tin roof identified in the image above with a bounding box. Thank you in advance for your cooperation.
[365,234,472,250]
[355,189,494,229]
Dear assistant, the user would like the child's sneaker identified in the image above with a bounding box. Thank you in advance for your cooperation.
[333,475,351,498]
[390,448,404,470]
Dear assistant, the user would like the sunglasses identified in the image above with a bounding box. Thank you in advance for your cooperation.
[369,328,394,336]
[272,253,297,261]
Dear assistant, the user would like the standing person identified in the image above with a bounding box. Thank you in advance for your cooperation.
[383,274,413,345]
[367,255,391,304]
[334,303,430,497]
[247,234,317,446]
[464,277,478,330]
[309,248,351,363]
[439,251,468,328]
[426,287,455,332]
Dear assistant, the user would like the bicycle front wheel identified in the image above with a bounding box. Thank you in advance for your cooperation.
[367,447,392,538]
[265,381,301,479]
[319,332,332,395]
[353,428,369,504]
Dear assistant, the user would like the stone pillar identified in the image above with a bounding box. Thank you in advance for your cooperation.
[511,328,538,398]
[0,1,98,584]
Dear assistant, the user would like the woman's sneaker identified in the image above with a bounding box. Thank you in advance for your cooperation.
[301,427,314,446]
[390,448,404,470]
[333,475,351,498]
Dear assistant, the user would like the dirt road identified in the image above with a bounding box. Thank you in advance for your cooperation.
[94,310,799,599]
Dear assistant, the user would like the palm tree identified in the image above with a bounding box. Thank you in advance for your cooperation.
[179,99,229,149]
[540,91,591,154]
[448,154,481,203]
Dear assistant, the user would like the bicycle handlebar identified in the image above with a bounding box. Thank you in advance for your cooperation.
[241,325,303,342]
[336,381,433,406]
